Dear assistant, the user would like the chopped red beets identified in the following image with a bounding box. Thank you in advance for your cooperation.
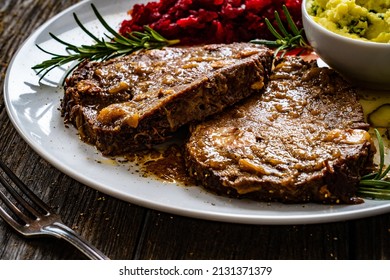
[119,0,303,45]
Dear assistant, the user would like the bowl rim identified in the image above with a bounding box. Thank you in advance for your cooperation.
[301,0,390,48]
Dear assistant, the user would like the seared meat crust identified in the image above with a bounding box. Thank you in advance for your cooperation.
[185,57,374,204]
[62,43,273,155]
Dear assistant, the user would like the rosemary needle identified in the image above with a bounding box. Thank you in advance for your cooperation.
[358,129,390,199]
[32,4,180,82]
[250,5,312,57]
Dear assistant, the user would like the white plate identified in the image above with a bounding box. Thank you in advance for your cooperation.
[4,0,390,225]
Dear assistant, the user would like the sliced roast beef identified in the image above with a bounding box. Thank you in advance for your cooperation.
[62,43,273,155]
[185,57,374,204]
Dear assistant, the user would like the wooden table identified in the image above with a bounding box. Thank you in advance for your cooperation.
[1,0,390,260]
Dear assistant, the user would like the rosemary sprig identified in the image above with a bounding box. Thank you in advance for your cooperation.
[250,5,312,57]
[358,129,390,199]
[32,4,180,81]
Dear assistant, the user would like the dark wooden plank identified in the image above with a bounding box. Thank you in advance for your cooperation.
[0,0,147,260]
[132,211,355,260]
[349,215,390,259]
[0,141,149,259]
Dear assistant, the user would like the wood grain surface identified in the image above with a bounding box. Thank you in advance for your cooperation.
[1,0,390,260]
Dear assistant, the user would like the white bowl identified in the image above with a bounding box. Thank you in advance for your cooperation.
[301,0,390,90]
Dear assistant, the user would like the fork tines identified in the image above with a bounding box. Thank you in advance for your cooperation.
[0,160,50,228]
[0,159,109,259]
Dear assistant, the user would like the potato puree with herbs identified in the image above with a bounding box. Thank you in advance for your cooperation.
[307,0,390,43]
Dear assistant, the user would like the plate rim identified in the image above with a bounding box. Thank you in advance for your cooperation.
[4,0,390,225]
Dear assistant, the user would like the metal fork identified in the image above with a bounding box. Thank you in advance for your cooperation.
[0,159,109,260]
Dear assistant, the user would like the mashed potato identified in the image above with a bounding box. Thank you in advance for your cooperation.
[307,0,390,43]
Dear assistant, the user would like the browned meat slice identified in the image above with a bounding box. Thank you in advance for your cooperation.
[185,57,374,204]
[62,43,273,155]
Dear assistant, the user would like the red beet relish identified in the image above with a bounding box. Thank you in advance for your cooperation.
[119,0,303,45]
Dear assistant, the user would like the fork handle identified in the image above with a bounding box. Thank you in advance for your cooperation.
[42,222,110,260]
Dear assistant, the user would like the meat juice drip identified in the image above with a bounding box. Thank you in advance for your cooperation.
[122,127,196,186]
[141,144,196,186]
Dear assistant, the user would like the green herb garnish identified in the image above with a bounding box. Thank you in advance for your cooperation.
[250,5,312,57]
[32,4,180,81]
[358,129,390,199]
